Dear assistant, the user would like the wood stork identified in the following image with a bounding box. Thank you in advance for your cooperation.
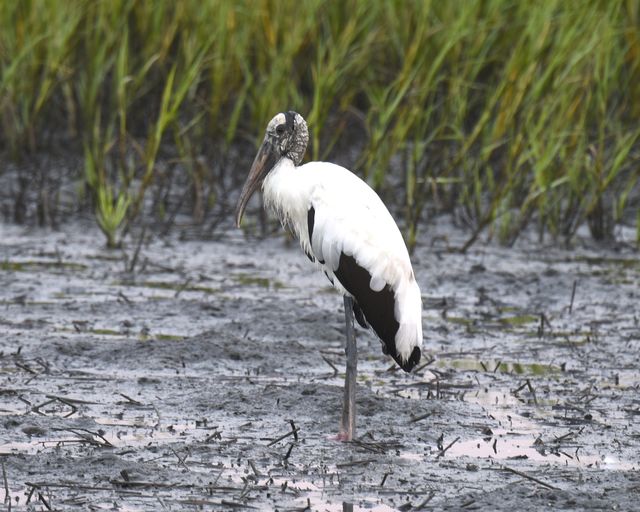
[235,111,422,441]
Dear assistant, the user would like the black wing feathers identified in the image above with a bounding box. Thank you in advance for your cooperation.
[307,206,324,264]
[306,206,419,372]
[334,253,420,371]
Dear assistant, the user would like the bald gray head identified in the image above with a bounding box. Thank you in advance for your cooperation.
[263,111,309,165]
[235,111,309,227]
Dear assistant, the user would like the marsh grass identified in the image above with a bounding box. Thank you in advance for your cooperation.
[1,0,639,247]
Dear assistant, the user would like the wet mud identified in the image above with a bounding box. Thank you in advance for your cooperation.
[1,220,639,511]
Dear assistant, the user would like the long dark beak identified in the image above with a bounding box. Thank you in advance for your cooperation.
[235,140,278,227]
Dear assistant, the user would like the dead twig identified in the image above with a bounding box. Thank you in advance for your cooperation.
[32,394,97,418]
[31,398,67,417]
[18,396,32,407]
[512,381,529,395]
[174,278,193,298]
[117,393,143,406]
[110,479,179,489]
[283,442,295,460]
[156,495,169,511]
[266,427,300,447]
[414,356,436,373]
[538,313,552,337]
[248,459,261,477]
[553,430,579,444]
[336,458,377,468]
[26,484,35,504]
[221,499,259,509]
[15,362,37,375]
[512,379,538,404]
[204,430,222,443]
[436,436,460,458]
[2,461,9,507]
[288,420,298,441]
[458,214,492,253]
[569,280,577,314]
[55,428,113,448]
[170,447,190,471]
[500,465,559,490]
[321,355,339,376]
[152,403,162,429]
[408,412,432,424]
[118,291,133,305]
[526,379,538,405]
[50,397,78,418]
[413,491,436,510]
[47,394,99,406]
[38,493,52,511]
[350,438,396,454]
[127,226,147,273]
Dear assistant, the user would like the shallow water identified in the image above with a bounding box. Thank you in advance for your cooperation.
[0,220,639,510]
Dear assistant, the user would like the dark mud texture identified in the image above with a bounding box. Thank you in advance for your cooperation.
[1,221,639,511]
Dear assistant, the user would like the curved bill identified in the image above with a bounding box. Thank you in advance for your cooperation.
[235,140,277,227]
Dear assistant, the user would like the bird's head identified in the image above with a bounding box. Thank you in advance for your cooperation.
[235,111,308,227]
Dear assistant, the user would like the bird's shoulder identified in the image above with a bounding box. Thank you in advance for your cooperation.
[298,162,410,269]
[298,161,386,214]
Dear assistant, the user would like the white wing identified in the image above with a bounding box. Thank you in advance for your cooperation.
[297,162,423,369]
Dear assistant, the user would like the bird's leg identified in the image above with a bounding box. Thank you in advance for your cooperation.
[339,295,357,441]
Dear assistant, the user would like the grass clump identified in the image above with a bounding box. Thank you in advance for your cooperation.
[0,0,639,247]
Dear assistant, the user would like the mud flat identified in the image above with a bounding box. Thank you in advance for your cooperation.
[1,220,639,511]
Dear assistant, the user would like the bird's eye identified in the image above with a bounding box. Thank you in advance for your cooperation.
[275,124,286,135]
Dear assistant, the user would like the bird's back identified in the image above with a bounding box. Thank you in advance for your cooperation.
[265,160,423,371]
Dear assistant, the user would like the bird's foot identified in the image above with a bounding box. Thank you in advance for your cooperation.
[328,430,352,442]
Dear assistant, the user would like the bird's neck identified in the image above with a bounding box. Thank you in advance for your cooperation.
[262,157,309,234]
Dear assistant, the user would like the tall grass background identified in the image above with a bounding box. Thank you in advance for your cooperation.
[1,0,639,248]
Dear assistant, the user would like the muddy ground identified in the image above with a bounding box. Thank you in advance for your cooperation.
[0,219,639,511]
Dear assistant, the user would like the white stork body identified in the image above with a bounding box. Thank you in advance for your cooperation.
[263,158,423,368]
[235,111,423,439]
